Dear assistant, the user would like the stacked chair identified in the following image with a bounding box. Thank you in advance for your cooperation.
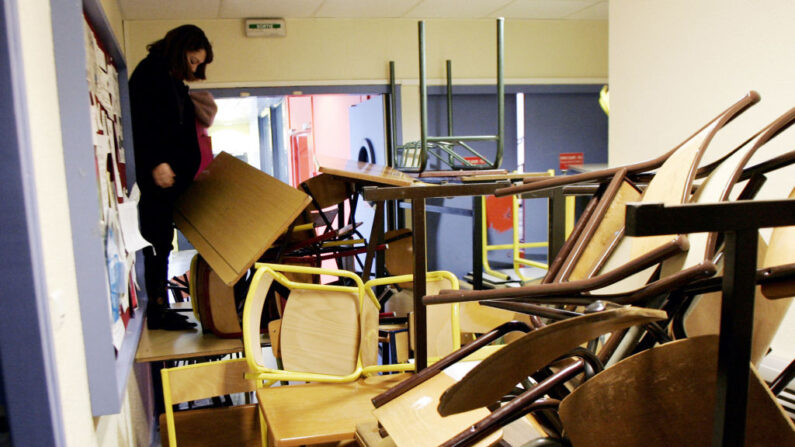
[240,263,472,446]
[162,92,795,447]
[358,92,795,446]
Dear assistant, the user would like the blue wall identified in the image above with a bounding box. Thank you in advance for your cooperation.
[422,86,607,279]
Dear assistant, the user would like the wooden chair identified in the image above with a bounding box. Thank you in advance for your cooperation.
[189,253,243,338]
[558,335,795,447]
[243,264,470,446]
[160,357,260,447]
[242,263,381,385]
[427,91,761,307]
[358,307,667,447]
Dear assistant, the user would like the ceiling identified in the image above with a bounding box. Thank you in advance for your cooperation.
[117,0,608,21]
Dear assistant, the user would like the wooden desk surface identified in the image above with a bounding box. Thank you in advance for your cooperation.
[135,309,269,363]
[175,152,311,286]
[316,155,416,187]
[460,171,554,182]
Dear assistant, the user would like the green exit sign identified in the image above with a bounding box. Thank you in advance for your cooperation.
[245,19,286,37]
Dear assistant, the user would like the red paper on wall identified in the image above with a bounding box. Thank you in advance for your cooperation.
[559,152,584,171]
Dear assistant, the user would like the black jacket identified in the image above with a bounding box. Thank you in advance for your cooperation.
[129,52,200,196]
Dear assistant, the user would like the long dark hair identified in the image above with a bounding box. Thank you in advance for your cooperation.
[147,24,213,81]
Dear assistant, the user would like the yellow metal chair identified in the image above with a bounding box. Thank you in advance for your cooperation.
[241,263,411,446]
[364,271,462,368]
[160,357,260,447]
[242,263,378,385]
[481,170,563,282]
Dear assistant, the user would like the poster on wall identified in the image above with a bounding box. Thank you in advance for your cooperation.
[84,16,149,353]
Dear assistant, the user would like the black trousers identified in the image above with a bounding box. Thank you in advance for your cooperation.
[139,186,181,315]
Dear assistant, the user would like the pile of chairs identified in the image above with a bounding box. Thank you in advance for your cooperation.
[161,91,795,447]
[362,91,795,446]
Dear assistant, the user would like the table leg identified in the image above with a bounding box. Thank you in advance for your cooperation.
[472,196,484,290]
[711,229,756,447]
[548,187,566,264]
[412,198,428,371]
[362,201,385,282]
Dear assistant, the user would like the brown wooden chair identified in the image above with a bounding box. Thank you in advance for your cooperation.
[357,307,667,447]
[558,335,795,447]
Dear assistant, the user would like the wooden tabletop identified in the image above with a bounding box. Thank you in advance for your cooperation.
[175,152,311,286]
[316,155,416,187]
[460,171,553,182]
[135,308,269,363]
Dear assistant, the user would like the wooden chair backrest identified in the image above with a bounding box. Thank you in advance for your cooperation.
[280,287,361,376]
[555,171,642,282]
[242,269,275,371]
[301,173,350,210]
[437,307,667,416]
[662,107,795,280]
[384,228,413,280]
[243,266,366,377]
[761,186,795,300]
[415,277,457,358]
[558,335,795,447]
[589,120,725,295]
[161,358,259,447]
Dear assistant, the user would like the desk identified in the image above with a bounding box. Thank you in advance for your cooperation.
[136,307,270,425]
[362,182,511,370]
[135,306,270,363]
[316,155,416,187]
[175,152,311,286]
[363,180,585,369]
[315,156,420,273]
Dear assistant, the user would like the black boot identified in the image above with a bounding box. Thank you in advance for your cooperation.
[147,303,196,331]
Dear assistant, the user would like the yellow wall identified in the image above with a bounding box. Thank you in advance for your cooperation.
[123,18,607,142]
[99,0,124,56]
[609,0,795,359]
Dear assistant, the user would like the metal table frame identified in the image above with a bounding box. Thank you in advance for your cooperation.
[361,181,570,370]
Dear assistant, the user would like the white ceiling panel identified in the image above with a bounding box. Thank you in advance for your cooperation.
[118,0,222,20]
[562,0,608,19]
[314,0,420,18]
[219,0,325,19]
[404,0,515,18]
[117,0,609,20]
[492,0,603,20]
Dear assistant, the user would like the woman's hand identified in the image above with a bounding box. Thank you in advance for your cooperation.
[152,163,176,188]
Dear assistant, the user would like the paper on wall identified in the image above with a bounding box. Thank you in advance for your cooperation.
[117,199,151,254]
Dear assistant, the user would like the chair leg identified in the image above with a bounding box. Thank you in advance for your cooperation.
[258,406,269,447]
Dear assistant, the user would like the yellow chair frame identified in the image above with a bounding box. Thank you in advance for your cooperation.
[364,271,462,371]
[161,357,259,447]
[242,262,379,385]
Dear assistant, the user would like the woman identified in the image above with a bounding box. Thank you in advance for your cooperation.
[130,24,214,330]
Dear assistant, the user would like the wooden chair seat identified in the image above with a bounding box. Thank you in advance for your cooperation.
[256,374,407,447]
